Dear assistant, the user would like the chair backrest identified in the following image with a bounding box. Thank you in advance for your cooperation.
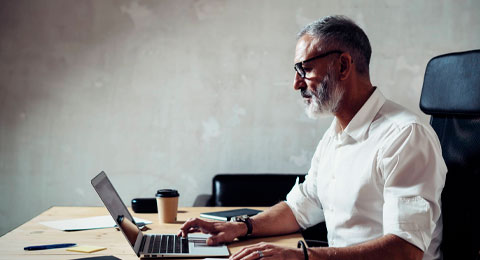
[420,49,480,260]
[211,173,305,206]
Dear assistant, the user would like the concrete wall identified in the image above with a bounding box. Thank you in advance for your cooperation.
[1,0,479,236]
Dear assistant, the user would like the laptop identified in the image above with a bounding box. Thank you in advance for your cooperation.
[91,171,230,258]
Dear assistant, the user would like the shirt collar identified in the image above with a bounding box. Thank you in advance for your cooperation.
[331,88,386,142]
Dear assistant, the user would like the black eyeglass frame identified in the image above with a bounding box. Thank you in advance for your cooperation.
[294,50,343,78]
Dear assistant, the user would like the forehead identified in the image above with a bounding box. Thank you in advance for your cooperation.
[294,34,325,63]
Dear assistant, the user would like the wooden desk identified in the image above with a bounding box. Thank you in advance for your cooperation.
[0,207,303,259]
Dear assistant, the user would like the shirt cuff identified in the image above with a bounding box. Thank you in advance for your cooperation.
[285,181,324,229]
[383,195,434,252]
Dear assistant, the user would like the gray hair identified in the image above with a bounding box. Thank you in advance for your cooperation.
[298,15,372,76]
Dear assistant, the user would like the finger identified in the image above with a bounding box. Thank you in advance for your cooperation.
[206,231,228,246]
[249,248,275,260]
[179,226,201,237]
[229,245,259,260]
[244,251,261,260]
[180,218,204,234]
[234,242,268,253]
[230,243,270,260]
[258,248,274,258]
[198,225,216,234]
[230,245,253,259]
[190,226,200,232]
[232,249,264,260]
[179,218,208,237]
[206,235,219,246]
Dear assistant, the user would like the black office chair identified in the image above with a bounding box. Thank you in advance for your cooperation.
[200,173,305,206]
[420,49,480,260]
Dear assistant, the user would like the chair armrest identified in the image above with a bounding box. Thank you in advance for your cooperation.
[193,194,214,206]
[301,221,328,247]
[304,239,329,247]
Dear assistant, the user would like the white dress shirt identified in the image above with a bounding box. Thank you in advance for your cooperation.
[286,88,447,260]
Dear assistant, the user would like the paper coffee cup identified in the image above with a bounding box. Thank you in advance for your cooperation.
[155,189,179,223]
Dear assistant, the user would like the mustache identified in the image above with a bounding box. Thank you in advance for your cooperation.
[301,88,313,98]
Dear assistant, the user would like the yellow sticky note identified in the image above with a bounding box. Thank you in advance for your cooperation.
[67,245,107,253]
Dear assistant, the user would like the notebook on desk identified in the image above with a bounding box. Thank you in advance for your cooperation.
[200,208,262,221]
[91,171,229,258]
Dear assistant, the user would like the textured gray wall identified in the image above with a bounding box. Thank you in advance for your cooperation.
[1,0,479,236]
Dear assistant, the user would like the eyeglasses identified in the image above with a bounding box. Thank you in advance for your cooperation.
[294,50,343,78]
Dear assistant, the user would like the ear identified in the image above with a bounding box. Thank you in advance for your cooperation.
[338,53,353,81]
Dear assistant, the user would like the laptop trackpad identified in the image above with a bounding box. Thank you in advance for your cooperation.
[188,234,229,255]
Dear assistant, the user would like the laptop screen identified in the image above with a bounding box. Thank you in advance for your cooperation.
[91,172,142,251]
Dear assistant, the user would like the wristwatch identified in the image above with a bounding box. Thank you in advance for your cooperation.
[232,215,253,237]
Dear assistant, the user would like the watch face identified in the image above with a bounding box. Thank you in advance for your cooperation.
[232,215,247,222]
[237,215,249,221]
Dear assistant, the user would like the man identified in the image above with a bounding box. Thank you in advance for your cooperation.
[179,15,447,260]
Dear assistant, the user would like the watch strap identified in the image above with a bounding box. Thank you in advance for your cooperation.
[234,216,253,237]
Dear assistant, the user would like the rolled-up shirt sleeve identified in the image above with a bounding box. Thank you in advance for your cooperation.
[379,123,447,252]
[285,143,325,229]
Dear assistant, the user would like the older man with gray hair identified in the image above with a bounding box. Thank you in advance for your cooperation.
[179,15,447,260]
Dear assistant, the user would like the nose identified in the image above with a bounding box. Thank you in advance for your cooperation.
[293,72,305,90]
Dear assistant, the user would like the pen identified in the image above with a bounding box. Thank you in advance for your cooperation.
[24,243,77,251]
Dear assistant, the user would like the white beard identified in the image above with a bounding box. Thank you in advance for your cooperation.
[304,66,344,119]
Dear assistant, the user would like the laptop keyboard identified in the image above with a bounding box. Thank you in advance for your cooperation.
[147,235,189,254]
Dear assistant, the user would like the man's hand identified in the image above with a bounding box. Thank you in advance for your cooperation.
[177,218,246,246]
[230,242,303,260]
